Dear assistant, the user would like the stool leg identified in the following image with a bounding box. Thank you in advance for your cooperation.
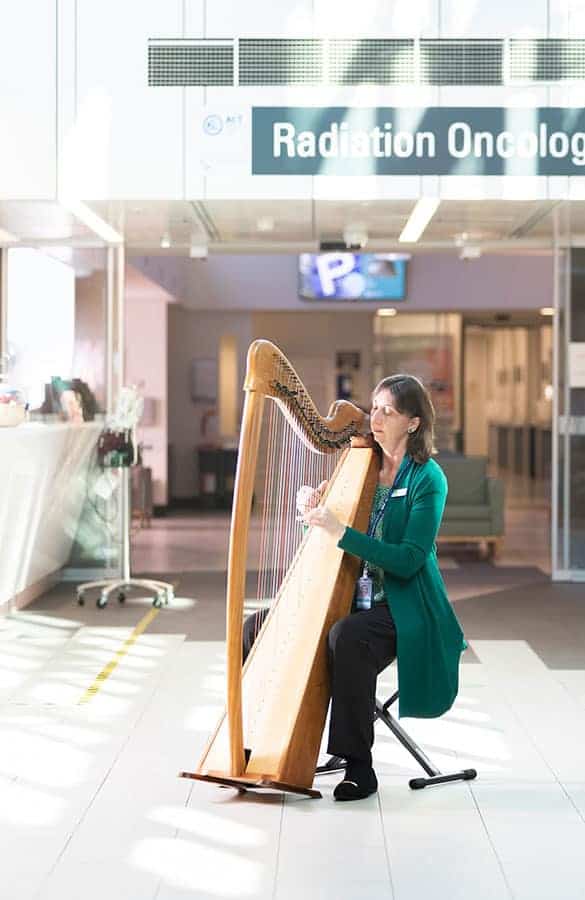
[375,697,478,790]
[375,701,439,777]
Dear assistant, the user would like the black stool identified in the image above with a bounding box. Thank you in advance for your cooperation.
[315,689,478,790]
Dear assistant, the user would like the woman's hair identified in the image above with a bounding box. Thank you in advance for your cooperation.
[372,374,436,464]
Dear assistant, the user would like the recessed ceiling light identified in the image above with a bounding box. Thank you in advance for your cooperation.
[459,244,482,261]
[399,198,440,243]
[540,307,554,316]
[257,216,275,232]
[377,308,398,317]
[189,243,208,259]
[160,234,171,249]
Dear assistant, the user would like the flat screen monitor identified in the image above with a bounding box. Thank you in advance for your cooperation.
[299,253,408,301]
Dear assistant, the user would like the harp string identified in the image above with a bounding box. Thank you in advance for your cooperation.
[250,382,348,648]
[256,400,277,612]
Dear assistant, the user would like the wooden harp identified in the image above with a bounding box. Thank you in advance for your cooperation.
[180,340,378,797]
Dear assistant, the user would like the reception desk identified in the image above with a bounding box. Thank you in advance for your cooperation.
[0,421,101,612]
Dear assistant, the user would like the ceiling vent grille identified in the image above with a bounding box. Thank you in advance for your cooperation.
[510,38,585,81]
[239,38,323,84]
[148,38,585,87]
[420,39,503,84]
[148,41,234,86]
[327,39,415,84]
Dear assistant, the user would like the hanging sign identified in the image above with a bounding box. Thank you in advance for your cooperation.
[251,107,585,176]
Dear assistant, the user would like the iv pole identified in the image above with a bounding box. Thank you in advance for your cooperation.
[76,244,174,609]
[77,446,174,609]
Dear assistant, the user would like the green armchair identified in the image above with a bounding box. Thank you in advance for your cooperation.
[435,456,505,559]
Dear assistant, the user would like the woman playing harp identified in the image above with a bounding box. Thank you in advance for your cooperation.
[181,342,464,800]
[244,372,466,801]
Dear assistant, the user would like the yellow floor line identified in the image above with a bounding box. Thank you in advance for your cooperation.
[78,607,161,705]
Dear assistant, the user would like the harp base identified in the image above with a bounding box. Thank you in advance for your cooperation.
[178,770,322,799]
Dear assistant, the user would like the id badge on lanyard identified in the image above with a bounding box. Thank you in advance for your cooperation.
[353,458,412,612]
[354,573,374,611]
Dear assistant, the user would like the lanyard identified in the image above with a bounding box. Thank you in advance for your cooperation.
[366,457,412,538]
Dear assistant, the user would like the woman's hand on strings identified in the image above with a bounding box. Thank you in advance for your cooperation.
[296,480,328,519]
[303,504,346,542]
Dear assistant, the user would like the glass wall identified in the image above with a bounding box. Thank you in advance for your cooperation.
[2,245,124,581]
[552,206,585,580]
[5,246,108,421]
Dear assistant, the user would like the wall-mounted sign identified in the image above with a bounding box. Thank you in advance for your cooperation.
[252,107,585,176]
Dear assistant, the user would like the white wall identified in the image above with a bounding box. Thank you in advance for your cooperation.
[0,1,56,199]
[1,2,583,201]
[464,328,490,455]
[7,249,75,409]
[68,0,184,200]
[168,306,253,498]
[125,266,175,505]
[252,310,376,409]
[134,252,554,313]
[75,271,107,410]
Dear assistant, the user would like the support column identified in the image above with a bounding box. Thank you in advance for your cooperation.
[105,244,125,415]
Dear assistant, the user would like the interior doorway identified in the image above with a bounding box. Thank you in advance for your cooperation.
[462,312,553,571]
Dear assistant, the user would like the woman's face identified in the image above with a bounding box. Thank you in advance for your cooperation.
[370,388,420,452]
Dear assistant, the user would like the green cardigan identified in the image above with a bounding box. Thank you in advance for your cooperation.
[338,455,465,719]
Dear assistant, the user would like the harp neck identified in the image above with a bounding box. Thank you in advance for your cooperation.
[244,340,368,451]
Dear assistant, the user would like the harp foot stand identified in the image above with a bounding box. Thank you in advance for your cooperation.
[316,690,478,790]
[179,770,322,799]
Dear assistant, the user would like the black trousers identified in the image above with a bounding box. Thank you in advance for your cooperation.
[242,603,397,766]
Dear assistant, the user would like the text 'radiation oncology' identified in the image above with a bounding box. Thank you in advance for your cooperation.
[272,121,585,165]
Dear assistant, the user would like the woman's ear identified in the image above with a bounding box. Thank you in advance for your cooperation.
[408,417,421,434]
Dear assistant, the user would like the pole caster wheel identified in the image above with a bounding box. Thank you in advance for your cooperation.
[77,595,85,606]
[153,594,163,608]
[97,595,108,609]
[117,591,126,603]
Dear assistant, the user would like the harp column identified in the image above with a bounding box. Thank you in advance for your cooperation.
[225,388,265,775]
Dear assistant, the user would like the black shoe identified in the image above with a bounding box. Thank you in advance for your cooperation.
[333,762,378,801]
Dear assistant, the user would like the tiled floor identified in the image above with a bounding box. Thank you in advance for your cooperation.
[2,489,585,900]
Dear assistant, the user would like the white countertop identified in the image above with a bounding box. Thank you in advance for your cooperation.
[0,421,102,608]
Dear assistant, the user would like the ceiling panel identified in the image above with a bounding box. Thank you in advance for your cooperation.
[0,196,575,252]
[201,199,313,242]
[314,199,414,241]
